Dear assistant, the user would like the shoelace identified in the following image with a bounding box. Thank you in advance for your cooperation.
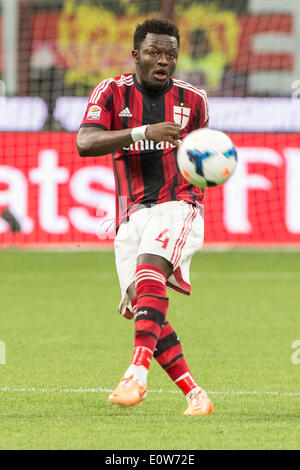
[191,390,206,405]
[120,376,135,389]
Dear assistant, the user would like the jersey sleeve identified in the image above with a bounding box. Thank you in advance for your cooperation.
[80,79,114,130]
[199,89,209,128]
[188,88,209,132]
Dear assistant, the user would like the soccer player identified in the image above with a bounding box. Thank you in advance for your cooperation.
[77,18,213,416]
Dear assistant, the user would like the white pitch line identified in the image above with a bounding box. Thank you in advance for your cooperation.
[0,387,299,397]
[191,272,299,280]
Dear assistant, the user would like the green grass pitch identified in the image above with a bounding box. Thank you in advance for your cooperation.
[0,250,299,450]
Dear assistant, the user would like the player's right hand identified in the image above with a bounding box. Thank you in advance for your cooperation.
[145,122,181,147]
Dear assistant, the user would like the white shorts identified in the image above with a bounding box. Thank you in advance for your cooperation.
[114,201,204,315]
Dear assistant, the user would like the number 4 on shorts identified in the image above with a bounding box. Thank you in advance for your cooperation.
[155,229,170,249]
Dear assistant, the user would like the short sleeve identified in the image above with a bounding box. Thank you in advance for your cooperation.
[199,89,209,128]
[80,79,113,130]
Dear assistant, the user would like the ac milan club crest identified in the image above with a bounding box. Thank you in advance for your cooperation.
[173,106,191,129]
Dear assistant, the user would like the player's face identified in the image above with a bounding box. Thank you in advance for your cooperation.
[133,33,178,90]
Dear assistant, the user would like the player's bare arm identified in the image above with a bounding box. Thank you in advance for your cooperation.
[77,126,133,157]
[77,121,181,157]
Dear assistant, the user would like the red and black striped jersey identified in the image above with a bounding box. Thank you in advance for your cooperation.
[80,73,209,229]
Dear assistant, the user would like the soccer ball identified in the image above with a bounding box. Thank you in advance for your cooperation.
[177,128,238,188]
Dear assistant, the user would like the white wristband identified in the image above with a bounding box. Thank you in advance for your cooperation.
[131,125,149,142]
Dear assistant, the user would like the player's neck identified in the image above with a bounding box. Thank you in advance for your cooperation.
[133,73,171,95]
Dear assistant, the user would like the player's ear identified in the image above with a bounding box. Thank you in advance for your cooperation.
[132,49,139,64]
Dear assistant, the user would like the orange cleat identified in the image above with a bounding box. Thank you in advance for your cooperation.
[108,375,147,407]
[184,389,214,416]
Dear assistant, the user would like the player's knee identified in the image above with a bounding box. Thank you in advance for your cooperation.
[135,263,167,298]
[137,254,172,278]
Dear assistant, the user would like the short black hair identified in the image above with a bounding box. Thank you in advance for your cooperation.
[133,18,180,50]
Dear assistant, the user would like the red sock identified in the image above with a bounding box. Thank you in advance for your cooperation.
[154,321,200,396]
[174,371,200,396]
[131,297,137,315]
[129,345,153,371]
[132,264,169,367]
[130,282,200,396]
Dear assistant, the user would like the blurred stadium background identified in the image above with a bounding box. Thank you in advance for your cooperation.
[1,0,300,249]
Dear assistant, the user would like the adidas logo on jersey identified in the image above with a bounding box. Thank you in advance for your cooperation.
[119,107,133,117]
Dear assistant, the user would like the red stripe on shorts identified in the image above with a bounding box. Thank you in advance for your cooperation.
[170,205,197,268]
